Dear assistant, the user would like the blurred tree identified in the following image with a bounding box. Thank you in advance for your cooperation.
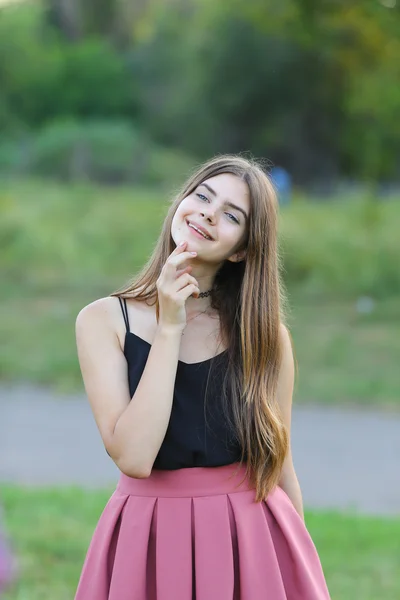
[133,0,346,182]
[47,0,82,41]
[0,6,137,131]
[326,2,400,181]
[46,0,154,46]
[0,0,399,183]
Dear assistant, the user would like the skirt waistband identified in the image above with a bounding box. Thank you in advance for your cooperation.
[116,462,255,498]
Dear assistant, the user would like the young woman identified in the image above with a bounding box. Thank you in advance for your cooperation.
[74,155,331,599]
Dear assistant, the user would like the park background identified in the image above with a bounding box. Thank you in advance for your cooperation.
[0,0,399,598]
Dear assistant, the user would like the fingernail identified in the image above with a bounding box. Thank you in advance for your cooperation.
[179,241,185,246]
[190,251,197,255]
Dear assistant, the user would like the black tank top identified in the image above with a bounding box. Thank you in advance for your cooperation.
[118,297,244,470]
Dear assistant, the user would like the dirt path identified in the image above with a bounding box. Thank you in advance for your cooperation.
[0,383,398,516]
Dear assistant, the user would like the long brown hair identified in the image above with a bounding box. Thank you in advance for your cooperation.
[111,154,290,502]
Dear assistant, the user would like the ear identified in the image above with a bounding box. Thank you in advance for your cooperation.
[227,248,247,263]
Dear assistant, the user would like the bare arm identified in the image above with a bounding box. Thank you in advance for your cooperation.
[276,323,304,522]
[75,297,183,478]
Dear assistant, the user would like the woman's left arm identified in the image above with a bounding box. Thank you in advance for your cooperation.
[276,324,305,523]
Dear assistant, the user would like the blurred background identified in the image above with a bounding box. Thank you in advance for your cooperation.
[0,0,399,598]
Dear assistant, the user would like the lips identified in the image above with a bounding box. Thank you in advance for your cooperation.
[186,220,214,240]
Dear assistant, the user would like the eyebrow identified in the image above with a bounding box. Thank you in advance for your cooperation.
[199,183,249,221]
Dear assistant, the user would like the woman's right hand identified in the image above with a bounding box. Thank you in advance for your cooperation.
[156,240,200,331]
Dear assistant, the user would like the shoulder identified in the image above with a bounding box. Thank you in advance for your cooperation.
[76,296,121,328]
[277,322,295,378]
[75,296,125,349]
[279,322,293,351]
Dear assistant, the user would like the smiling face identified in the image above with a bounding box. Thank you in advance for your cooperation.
[171,173,250,264]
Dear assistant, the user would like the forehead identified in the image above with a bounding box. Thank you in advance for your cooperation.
[199,173,250,209]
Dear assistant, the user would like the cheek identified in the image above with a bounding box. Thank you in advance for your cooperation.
[175,200,197,224]
[175,200,190,218]
[172,205,186,227]
[219,222,238,242]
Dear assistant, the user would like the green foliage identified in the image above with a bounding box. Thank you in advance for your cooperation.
[0,180,399,403]
[281,195,400,298]
[0,6,136,133]
[18,120,151,183]
[0,0,399,182]
[0,120,196,185]
[131,0,400,181]
[53,39,136,120]
[1,179,398,301]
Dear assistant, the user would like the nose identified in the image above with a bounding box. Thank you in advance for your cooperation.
[200,209,216,223]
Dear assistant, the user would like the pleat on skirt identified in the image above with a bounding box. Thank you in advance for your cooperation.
[74,462,331,599]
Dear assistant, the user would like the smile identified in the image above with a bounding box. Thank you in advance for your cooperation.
[186,221,213,240]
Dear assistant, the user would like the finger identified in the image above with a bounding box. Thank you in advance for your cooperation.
[176,283,200,300]
[175,273,199,291]
[176,265,192,278]
[168,250,197,269]
[172,241,188,254]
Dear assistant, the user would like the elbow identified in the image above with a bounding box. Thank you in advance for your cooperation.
[121,469,151,479]
[105,431,153,479]
[106,447,152,479]
[120,462,152,479]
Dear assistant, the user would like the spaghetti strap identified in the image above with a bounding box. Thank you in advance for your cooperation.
[118,297,130,333]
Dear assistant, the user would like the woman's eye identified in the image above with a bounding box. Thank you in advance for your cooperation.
[196,193,208,201]
[196,192,239,224]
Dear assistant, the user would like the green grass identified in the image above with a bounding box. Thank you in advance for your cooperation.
[1,485,399,600]
[1,486,111,600]
[1,178,399,409]
[289,296,400,410]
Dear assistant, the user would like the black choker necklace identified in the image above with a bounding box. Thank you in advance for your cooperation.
[198,289,212,298]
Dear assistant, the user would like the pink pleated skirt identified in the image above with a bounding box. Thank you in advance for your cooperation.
[74,462,331,599]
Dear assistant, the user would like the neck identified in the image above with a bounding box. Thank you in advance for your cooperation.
[185,290,213,314]
[183,263,216,312]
